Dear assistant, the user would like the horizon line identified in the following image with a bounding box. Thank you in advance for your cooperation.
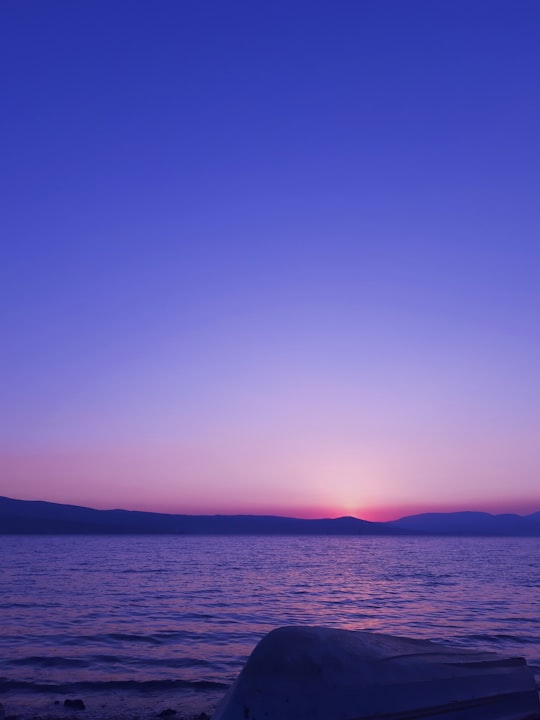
[2,495,539,524]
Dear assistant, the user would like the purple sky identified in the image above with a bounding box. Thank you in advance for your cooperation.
[1,1,539,520]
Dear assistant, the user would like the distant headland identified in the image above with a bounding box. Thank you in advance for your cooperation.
[1,496,540,536]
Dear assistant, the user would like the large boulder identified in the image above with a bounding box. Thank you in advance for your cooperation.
[213,626,540,720]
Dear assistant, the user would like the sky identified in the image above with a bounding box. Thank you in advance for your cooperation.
[1,1,539,521]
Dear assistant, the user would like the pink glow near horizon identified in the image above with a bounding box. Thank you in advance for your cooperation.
[2,486,540,523]
[1,444,539,522]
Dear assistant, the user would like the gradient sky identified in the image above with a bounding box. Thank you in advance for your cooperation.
[1,1,539,521]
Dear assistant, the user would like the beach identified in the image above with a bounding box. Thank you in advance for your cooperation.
[0,688,221,720]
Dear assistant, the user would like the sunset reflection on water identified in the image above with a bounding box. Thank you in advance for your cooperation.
[2,535,539,693]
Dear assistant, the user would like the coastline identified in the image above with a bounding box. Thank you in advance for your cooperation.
[0,689,223,720]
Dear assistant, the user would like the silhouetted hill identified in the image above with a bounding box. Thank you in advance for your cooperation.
[2,498,539,535]
[0,497,400,535]
[388,510,540,536]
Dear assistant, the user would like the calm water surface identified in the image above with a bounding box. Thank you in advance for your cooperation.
[1,536,539,715]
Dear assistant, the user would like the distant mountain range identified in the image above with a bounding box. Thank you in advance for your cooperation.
[388,510,540,536]
[1,496,540,535]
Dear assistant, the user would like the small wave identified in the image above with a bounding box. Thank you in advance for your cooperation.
[467,633,537,645]
[0,678,229,694]
[65,630,194,646]
[0,602,35,609]
[0,601,62,609]
[151,631,193,640]
[107,633,163,644]
[120,569,169,574]
[11,656,88,668]
[131,657,212,668]
[181,613,216,620]
[494,633,538,644]
[88,654,124,663]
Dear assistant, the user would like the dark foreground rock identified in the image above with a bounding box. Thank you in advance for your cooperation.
[63,699,86,710]
[212,626,540,720]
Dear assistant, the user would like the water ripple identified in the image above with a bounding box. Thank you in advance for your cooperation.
[1,535,539,695]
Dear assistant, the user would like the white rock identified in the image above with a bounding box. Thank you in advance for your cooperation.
[213,626,540,720]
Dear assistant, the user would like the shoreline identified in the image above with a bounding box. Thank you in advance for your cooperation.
[0,689,223,720]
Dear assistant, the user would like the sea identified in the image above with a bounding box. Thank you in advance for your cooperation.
[1,535,540,719]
